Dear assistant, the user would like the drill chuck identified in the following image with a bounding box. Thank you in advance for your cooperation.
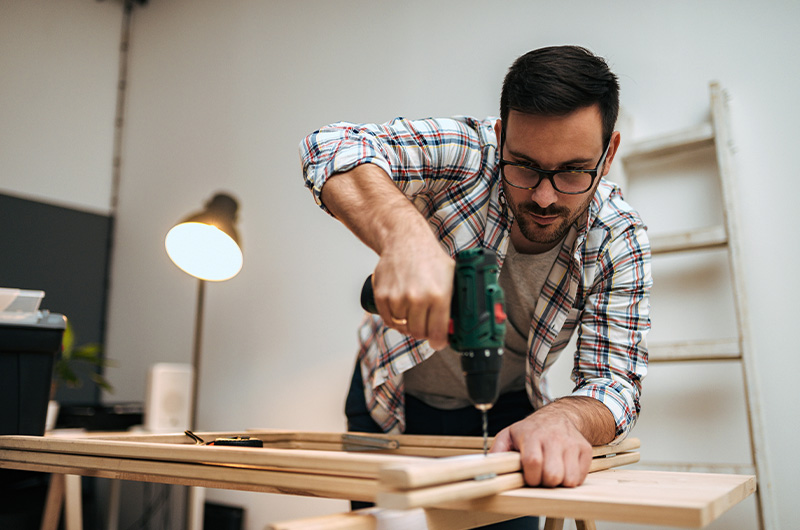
[461,347,504,408]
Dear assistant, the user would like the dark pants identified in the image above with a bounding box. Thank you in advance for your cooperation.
[345,362,539,529]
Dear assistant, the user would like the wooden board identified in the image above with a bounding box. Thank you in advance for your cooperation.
[380,437,641,489]
[0,431,754,528]
[0,431,639,507]
[269,507,520,530]
[0,448,379,501]
[377,453,641,510]
[0,434,430,478]
[270,469,755,529]
[442,469,756,528]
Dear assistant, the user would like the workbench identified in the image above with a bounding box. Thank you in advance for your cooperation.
[0,430,755,529]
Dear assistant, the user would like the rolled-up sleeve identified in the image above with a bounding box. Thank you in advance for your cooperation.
[572,221,652,440]
[299,117,493,214]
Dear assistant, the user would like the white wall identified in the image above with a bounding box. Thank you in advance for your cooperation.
[4,1,798,529]
[0,0,121,213]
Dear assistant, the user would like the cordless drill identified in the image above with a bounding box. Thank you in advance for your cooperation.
[360,248,507,455]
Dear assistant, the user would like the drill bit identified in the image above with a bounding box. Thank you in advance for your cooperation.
[481,409,489,456]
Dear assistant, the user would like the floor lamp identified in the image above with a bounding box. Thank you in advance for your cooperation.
[164,192,243,430]
[165,192,242,530]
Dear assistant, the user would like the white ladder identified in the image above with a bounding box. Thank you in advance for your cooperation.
[613,82,776,530]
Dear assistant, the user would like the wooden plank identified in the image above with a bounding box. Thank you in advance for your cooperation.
[378,473,526,511]
[0,432,640,513]
[649,225,727,255]
[622,122,714,163]
[591,438,641,457]
[423,508,521,530]
[381,452,521,490]
[0,442,755,528]
[377,453,640,510]
[57,429,488,456]
[41,473,65,530]
[1,457,377,500]
[636,461,756,475]
[0,448,378,502]
[270,511,378,530]
[0,432,638,512]
[441,469,756,528]
[544,519,565,530]
[381,438,640,489]
[590,452,640,473]
[249,440,480,457]
[243,430,488,450]
[268,507,520,530]
[649,338,741,362]
[0,435,428,478]
[4,432,639,477]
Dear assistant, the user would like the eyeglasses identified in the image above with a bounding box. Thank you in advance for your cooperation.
[498,132,611,195]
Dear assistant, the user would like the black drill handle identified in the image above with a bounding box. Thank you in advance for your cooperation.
[360,275,378,314]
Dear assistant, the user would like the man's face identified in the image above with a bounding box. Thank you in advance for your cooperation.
[495,106,620,254]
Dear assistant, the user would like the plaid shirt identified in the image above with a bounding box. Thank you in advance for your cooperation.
[300,116,652,439]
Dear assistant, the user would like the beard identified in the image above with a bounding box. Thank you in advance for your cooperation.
[508,192,594,247]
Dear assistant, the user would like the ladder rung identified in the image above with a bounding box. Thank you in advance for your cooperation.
[649,338,741,362]
[623,122,715,163]
[635,461,755,475]
[650,225,727,254]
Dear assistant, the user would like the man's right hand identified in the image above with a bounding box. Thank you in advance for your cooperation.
[371,240,454,350]
[320,164,454,350]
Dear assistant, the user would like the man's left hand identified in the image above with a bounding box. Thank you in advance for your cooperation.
[489,396,616,487]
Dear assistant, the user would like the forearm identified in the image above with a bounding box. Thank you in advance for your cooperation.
[320,163,454,348]
[320,163,441,257]
[535,396,616,445]
[302,117,494,347]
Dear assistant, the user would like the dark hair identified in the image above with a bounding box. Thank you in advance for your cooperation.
[500,46,619,144]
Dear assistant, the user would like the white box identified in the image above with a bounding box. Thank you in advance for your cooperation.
[145,363,194,433]
[0,288,45,312]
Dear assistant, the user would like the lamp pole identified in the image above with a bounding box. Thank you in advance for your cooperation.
[190,279,205,431]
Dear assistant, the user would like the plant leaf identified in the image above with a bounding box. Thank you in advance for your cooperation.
[62,323,75,354]
[89,373,114,393]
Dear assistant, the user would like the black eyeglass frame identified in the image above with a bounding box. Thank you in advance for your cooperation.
[498,128,612,195]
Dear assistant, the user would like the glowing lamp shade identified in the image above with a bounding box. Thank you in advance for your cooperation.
[165,193,243,281]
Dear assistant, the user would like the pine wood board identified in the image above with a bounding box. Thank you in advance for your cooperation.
[0,432,637,481]
[32,429,489,457]
[0,433,637,490]
[377,453,640,510]
[86,429,488,451]
[0,432,636,505]
[0,448,378,501]
[268,507,520,530]
[0,431,754,528]
[439,468,756,528]
[380,438,640,489]
[0,434,429,478]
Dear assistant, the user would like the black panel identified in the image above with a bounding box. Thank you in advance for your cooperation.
[204,502,244,530]
[0,193,112,404]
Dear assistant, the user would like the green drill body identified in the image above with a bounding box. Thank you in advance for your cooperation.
[449,248,506,455]
[360,248,507,454]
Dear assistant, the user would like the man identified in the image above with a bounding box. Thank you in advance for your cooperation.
[300,46,651,496]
